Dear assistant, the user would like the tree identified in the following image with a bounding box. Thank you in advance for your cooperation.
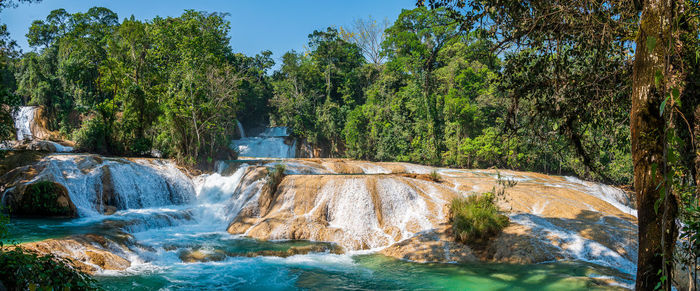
[383,7,461,163]
[270,28,365,155]
[419,0,699,289]
[0,24,20,141]
[341,16,390,65]
[149,10,240,164]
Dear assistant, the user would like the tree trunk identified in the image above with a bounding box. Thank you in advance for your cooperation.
[631,0,679,289]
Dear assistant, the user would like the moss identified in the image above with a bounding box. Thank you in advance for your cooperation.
[16,181,74,217]
[266,164,286,194]
[449,193,509,245]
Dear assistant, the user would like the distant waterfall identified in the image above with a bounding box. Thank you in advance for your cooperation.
[13,106,36,140]
[231,127,296,158]
[236,120,246,138]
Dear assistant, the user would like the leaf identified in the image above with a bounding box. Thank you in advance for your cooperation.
[660,95,669,116]
[654,70,663,88]
[646,36,657,53]
[671,87,681,108]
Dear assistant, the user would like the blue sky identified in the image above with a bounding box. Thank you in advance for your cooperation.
[0,0,414,64]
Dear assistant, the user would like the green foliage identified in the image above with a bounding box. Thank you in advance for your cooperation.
[73,116,111,154]
[0,22,21,141]
[12,8,271,164]
[0,209,98,290]
[266,164,286,193]
[449,193,509,245]
[428,170,442,182]
[0,246,99,291]
[16,181,72,216]
[270,27,367,155]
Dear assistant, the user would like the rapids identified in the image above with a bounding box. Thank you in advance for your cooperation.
[231,124,296,158]
[2,155,638,289]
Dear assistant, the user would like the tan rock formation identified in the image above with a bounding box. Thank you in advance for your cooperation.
[16,235,131,275]
[226,161,637,273]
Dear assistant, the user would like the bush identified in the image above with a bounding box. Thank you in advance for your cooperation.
[0,212,98,290]
[73,117,111,154]
[0,247,99,291]
[266,164,286,193]
[449,193,509,245]
[428,170,442,182]
[15,181,75,217]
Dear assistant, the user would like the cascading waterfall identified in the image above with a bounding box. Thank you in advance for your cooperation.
[231,125,296,158]
[22,155,195,216]
[13,106,36,140]
[4,154,639,289]
[236,120,246,138]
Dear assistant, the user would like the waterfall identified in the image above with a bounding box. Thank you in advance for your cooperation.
[236,120,246,138]
[231,126,296,158]
[13,106,36,141]
[25,155,195,216]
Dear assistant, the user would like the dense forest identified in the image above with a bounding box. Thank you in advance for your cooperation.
[1,6,635,184]
[0,0,699,290]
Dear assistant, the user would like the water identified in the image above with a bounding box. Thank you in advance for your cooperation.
[5,216,629,290]
[18,155,194,216]
[12,106,36,141]
[2,158,636,289]
[231,125,296,158]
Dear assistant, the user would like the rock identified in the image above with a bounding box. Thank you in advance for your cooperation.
[225,161,637,275]
[103,205,117,215]
[179,249,227,263]
[11,140,74,152]
[3,181,77,217]
[228,169,457,251]
[15,235,131,275]
[242,243,344,258]
[380,225,477,263]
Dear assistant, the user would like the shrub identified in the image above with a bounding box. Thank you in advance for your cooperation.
[0,247,99,290]
[17,181,74,217]
[73,117,111,154]
[0,212,98,290]
[449,193,509,245]
[266,164,286,193]
[428,170,442,182]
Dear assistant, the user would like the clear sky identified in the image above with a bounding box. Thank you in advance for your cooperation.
[0,0,414,64]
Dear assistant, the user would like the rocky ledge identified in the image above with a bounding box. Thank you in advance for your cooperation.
[223,160,637,275]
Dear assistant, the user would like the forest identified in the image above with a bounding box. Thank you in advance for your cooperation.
[1,5,638,183]
[0,0,699,290]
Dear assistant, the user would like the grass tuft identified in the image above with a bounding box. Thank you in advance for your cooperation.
[266,164,286,193]
[428,170,441,182]
[449,193,509,245]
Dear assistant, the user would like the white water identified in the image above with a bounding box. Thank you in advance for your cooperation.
[5,154,638,288]
[13,106,36,140]
[510,213,637,274]
[564,176,637,217]
[18,155,195,216]
[231,125,296,158]
[236,120,246,138]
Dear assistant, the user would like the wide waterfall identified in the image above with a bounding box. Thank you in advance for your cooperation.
[231,124,296,158]
[17,155,195,216]
[4,156,639,289]
[13,106,36,141]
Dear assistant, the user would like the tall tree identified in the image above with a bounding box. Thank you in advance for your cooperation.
[383,7,461,163]
[419,0,698,289]
[341,16,390,65]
